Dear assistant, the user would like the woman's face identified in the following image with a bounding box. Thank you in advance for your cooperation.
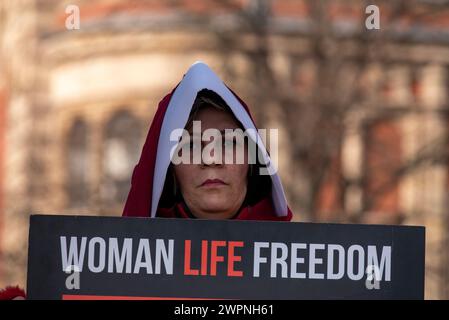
[173,106,249,219]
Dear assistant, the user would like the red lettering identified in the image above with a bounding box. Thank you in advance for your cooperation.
[201,240,208,276]
[228,241,244,277]
[184,240,245,276]
[184,240,199,275]
[210,241,226,276]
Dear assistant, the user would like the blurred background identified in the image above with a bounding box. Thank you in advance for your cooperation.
[0,0,448,299]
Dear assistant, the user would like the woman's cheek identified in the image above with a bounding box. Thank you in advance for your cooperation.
[228,166,248,191]
[176,164,197,189]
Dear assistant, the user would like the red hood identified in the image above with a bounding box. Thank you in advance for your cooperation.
[122,62,292,222]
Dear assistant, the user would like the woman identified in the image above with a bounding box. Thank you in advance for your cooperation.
[123,61,293,221]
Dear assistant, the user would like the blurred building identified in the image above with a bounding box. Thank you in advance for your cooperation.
[0,0,448,299]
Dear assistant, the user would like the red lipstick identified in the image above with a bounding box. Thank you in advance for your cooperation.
[200,179,226,187]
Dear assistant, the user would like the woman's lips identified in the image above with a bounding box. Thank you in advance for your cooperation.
[200,178,227,187]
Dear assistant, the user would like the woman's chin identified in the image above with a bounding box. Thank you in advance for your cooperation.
[199,184,228,193]
[200,204,230,213]
[198,188,229,199]
[198,202,234,216]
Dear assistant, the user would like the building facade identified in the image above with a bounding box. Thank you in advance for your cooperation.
[0,0,448,298]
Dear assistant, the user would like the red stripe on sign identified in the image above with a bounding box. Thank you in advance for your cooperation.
[62,295,221,300]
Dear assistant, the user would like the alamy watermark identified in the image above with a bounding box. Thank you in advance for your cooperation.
[65,4,380,32]
[65,265,80,290]
[65,5,80,30]
[169,121,279,176]
[365,264,382,290]
[365,4,380,30]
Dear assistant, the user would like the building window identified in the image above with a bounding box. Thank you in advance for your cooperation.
[67,118,89,208]
[101,110,142,206]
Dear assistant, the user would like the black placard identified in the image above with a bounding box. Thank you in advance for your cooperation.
[27,215,425,299]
